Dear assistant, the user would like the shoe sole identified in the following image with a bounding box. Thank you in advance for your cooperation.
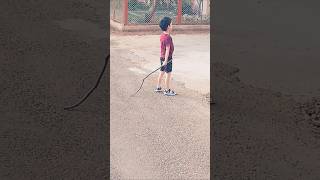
[164,93,176,96]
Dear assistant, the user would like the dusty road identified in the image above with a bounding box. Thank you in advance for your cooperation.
[213,0,320,178]
[1,1,108,179]
[213,0,320,96]
[110,34,210,94]
[213,63,320,179]
[110,34,210,179]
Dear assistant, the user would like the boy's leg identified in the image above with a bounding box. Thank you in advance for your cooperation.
[164,72,176,96]
[157,58,166,88]
[165,72,171,90]
[163,62,176,95]
[156,71,165,87]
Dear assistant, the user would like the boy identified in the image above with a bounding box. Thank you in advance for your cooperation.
[154,17,176,96]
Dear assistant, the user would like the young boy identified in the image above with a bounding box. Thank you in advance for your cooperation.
[154,17,176,96]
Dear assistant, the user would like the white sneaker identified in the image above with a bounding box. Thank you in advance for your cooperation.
[154,87,162,92]
[163,89,176,96]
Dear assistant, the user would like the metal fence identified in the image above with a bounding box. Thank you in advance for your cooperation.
[181,0,210,24]
[110,0,210,25]
[128,0,178,24]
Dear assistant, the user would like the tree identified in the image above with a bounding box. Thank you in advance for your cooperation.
[145,0,157,23]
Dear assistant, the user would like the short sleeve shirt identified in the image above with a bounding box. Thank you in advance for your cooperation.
[160,33,174,59]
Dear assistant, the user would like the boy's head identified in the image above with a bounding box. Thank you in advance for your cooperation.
[159,17,172,32]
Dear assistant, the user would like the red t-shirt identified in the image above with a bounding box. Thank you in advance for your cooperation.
[160,33,174,60]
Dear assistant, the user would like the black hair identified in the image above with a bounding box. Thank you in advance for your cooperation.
[159,17,172,31]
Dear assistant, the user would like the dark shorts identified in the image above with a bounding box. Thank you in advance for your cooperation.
[160,58,172,73]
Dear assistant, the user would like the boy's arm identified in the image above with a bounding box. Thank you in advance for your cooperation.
[163,45,170,66]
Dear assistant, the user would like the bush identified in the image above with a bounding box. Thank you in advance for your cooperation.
[182,1,193,15]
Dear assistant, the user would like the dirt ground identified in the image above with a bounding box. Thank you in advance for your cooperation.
[1,1,108,179]
[213,0,320,179]
[111,33,210,94]
[110,33,210,179]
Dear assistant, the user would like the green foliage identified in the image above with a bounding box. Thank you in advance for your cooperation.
[128,0,150,11]
[182,0,193,15]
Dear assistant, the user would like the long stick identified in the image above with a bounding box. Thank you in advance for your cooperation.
[131,60,171,97]
[64,55,109,110]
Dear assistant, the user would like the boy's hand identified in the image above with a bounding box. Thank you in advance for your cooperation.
[162,60,168,66]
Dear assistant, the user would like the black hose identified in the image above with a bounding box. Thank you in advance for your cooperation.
[64,55,109,110]
[131,59,171,97]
